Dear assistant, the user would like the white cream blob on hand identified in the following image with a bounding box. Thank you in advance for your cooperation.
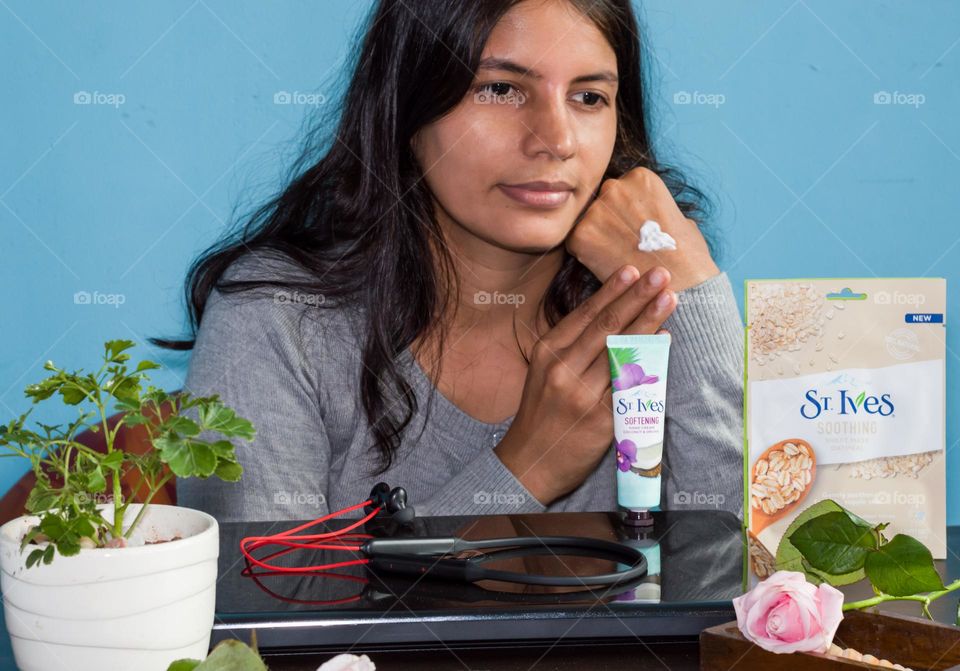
[637,219,677,252]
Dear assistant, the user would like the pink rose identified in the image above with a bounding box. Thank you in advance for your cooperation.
[733,570,844,654]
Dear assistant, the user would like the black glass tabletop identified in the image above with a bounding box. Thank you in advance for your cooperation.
[212,509,746,652]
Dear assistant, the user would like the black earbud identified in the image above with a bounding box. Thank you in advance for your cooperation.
[365,482,416,524]
[365,482,391,516]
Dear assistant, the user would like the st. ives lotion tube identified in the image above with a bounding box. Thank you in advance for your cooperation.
[606,334,671,525]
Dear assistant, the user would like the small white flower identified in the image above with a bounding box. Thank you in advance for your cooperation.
[316,653,376,671]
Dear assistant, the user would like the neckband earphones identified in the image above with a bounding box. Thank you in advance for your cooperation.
[239,483,648,588]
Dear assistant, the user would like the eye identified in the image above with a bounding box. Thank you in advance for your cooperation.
[476,82,518,97]
[573,91,609,108]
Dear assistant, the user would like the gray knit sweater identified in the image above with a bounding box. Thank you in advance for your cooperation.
[176,251,745,523]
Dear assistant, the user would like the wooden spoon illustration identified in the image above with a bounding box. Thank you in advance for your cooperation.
[749,438,817,535]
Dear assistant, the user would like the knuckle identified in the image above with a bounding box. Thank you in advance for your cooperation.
[576,300,601,330]
[598,178,621,197]
[638,166,659,182]
[531,339,555,366]
[569,389,596,414]
[595,306,621,333]
[543,362,571,391]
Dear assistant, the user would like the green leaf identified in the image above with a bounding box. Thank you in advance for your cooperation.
[776,499,865,585]
[213,460,243,482]
[135,360,162,373]
[86,466,106,493]
[105,340,136,363]
[207,440,237,459]
[121,413,150,428]
[864,534,945,597]
[109,377,142,404]
[165,661,201,671]
[58,382,88,405]
[166,639,268,670]
[26,548,45,569]
[24,377,61,402]
[199,403,256,441]
[854,391,866,409]
[158,437,217,478]
[25,489,59,514]
[143,386,171,406]
[790,510,878,575]
[100,451,125,471]
[114,397,144,413]
[164,416,201,437]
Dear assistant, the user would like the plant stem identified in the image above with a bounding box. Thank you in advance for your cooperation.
[122,471,173,540]
[843,578,960,612]
[93,386,124,540]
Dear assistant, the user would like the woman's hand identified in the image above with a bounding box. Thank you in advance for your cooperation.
[494,263,676,506]
[566,166,719,291]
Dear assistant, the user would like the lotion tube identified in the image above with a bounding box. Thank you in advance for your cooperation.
[606,334,671,512]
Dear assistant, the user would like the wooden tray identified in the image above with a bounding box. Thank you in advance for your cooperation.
[701,610,960,670]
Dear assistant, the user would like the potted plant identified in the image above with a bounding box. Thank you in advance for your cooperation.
[0,340,256,671]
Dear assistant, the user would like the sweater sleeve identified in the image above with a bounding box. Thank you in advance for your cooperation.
[414,447,549,517]
[660,271,745,520]
[175,285,332,524]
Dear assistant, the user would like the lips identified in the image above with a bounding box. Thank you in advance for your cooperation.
[497,180,574,208]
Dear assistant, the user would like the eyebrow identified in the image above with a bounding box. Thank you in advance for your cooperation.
[477,57,618,85]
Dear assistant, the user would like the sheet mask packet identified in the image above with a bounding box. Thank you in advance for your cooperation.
[744,278,947,580]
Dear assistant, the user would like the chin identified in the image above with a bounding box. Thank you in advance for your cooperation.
[495,227,570,254]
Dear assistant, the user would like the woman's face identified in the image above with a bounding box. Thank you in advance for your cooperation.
[411,0,619,255]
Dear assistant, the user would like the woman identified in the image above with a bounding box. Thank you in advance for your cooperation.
[154,0,744,523]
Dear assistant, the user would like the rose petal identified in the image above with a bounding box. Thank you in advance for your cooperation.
[733,571,844,655]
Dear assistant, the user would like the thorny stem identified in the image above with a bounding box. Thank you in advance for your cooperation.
[843,578,960,615]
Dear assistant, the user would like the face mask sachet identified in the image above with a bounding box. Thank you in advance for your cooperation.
[744,279,947,580]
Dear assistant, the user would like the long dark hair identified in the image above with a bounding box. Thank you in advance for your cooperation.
[151,0,714,475]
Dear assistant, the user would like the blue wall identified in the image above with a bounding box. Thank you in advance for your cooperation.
[2,1,958,520]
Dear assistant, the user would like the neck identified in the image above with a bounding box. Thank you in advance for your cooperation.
[427,211,566,355]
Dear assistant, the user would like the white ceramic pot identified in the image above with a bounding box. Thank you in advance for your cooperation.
[0,503,219,671]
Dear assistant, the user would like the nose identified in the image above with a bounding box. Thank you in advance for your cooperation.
[522,93,577,161]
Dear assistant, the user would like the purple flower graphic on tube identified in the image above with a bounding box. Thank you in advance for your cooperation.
[612,363,658,391]
[616,439,637,472]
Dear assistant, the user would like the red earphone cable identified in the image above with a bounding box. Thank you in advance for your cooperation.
[239,498,383,574]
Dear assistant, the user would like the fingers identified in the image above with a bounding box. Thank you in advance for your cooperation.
[576,306,675,405]
[622,287,676,339]
[542,263,643,351]
[562,266,675,374]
